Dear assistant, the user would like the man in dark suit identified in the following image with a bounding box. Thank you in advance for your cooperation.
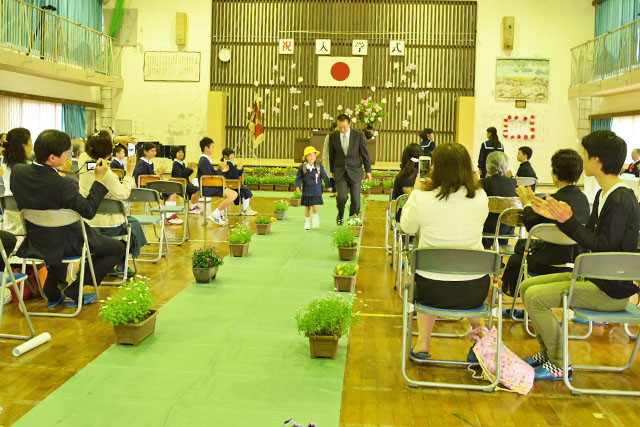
[622,148,640,177]
[11,129,124,307]
[328,114,372,224]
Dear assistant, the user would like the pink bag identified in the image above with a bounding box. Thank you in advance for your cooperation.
[469,327,534,395]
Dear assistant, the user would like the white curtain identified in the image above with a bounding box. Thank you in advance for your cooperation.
[0,96,63,140]
[612,115,640,162]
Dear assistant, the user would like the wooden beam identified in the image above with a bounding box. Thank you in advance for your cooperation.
[0,89,103,109]
[590,110,640,120]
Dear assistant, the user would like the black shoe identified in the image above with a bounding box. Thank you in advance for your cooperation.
[336,216,343,225]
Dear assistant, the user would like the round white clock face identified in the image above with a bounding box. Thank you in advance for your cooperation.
[218,48,231,62]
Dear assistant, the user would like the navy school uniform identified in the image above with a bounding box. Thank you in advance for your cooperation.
[294,162,331,206]
[110,158,125,171]
[197,155,223,197]
[171,159,199,196]
[133,158,154,186]
[477,140,504,178]
[420,139,435,156]
[221,159,252,202]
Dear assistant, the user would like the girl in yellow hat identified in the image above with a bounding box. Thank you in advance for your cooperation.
[294,146,332,230]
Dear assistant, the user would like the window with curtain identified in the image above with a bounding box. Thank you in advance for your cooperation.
[61,104,86,139]
[611,115,640,162]
[0,95,62,140]
[595,0,640,36]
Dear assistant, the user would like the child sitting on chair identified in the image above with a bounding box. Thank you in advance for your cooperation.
[295,146,331,230]
[171,146,202,215]
[197,137,237,226]
[110,144,126,171]
[220,148,256,216]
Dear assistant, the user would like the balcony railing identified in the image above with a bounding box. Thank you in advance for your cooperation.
[0,0,120,78]
[570,17,640,87]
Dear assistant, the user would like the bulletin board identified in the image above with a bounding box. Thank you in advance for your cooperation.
[143,51,201,82]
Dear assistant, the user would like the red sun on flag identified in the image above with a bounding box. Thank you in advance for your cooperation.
[330,62,350,81]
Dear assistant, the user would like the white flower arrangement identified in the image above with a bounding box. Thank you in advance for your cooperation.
[354,97,388,127]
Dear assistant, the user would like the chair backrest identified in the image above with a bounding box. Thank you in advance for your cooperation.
[514,176,537,187]
[226,179,241,191]
[146,180,185,195]
[0,195,18,212]
[394,194,409,218]
[20,209,83,228]
[200,175,226,189]
[128,188,162,205]
[138,174,160,187]
[497,207,523,228]
[170,177,188,187]
[409,247,501,277]
[112,168,125,179]
[529,223,576,246]
[97,199,128,218]
[488,196,522,214]
[573,253,640,281]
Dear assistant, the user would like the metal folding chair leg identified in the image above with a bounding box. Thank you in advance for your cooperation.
[0,273,35,340]
[138,221,169,263]
[625,323,638,340]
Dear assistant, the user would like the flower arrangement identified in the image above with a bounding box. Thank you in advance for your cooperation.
[295,293,359,338]
[331,225,357,248]
[99,276,153,326]
[333,263,359,277]
[255,215,276,224]
[346,216,362,227]
[292,190,302,199]
[192,245,224,269]
[228,223,252,244]
[354,97,388,127]
[274,199,290,211]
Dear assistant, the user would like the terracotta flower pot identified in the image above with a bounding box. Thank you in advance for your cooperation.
[229,242,249,257]
[290,198,301,207]
[350,225,363,237]
[338,246,357,261]
[358,212,365,221]
[333,273,356,292]
[255,223,271,235]
[308,335,340,359]
[113,310,158,346]
[192,267,218,283]
[274,210,287,220]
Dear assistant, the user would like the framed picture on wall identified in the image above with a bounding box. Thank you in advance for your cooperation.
[496,58,549,102]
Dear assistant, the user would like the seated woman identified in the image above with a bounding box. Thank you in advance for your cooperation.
[481,151,516,249]
[400,142,489,360]
[393,143,422,221]
[78,131,147,273]
[501,149,590,297]
[2,127,32,235]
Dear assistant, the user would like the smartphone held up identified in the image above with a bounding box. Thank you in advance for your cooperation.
[418,156,431,181]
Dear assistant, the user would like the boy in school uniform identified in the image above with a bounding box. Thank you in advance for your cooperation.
[110,144,126,171]
[509,146,537,190]
[171,146,202,214]
[197,137,237,226]
[220,148,257,216]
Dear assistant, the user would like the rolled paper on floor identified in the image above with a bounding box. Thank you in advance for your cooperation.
[12,333,51,357]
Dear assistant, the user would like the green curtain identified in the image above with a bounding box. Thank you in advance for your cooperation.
[590,118,613,132]
[594,0,640,36]
[62,104,87,139]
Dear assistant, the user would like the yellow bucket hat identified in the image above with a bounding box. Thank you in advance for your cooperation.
[302,146,320,160]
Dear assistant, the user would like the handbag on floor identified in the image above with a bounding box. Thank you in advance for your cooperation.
[468,326,534,395]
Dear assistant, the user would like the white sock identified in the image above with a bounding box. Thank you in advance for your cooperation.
[312,213,319,220]
[166,201,177,206]
[305,217,310,224]
[242,198,250,210]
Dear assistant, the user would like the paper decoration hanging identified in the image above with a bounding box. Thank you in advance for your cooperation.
[279,39,294,54]
[502,114,536,140]
[315,39,331,55]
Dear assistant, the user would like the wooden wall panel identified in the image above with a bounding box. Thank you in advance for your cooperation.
[211,0,476,162]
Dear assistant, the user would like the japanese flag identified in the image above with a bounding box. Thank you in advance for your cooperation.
[318,56,363,87]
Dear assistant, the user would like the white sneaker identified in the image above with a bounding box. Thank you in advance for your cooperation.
[304,222,311,230]
[241,208,257,216]
[167,218,183,225]
[188,206,202,215]
[312,217,320,229]
[208,212,227,226]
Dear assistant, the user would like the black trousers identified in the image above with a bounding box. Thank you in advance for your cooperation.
[0,230,17,270]
[336,174,361,218]
[43,226,125,302]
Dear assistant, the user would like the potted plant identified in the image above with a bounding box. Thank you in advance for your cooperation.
[382,179,394,194]
[192,245,224,283]
[286,176,296,191]
[99,276,157,346]
[274,176,290,192]
[361,180,371,198]
[346,215,363,237]
[228,223,251,257]
[254,215,276,235]
[370,180,383,194]
[244,175,259,191]
[296,293,359,359]
[359,195,366,221]
[290,190,302,207]
[332,225,357,261]
[274,199,289,220]
[259,175,275,191]
[333,263,359,292]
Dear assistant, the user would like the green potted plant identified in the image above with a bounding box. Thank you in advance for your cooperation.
[274,199,289,220]
[333,263,359,292]
[290,190,302,207]
[382,179,394,194]
[332,225,357,261]
[259,175,275,191]
[228,223,252,257]
[99,276,157,346]
[296,293,359,359]
[254,215,276,235]
[346,215,363,237]
[286,176,296,191]
[244,175,259,191]
[361,180,371,197]
[274,176,290,192]
[192,245,224,283]
[370,180,383,194]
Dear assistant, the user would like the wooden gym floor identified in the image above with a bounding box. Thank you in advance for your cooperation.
[0,195,639,426]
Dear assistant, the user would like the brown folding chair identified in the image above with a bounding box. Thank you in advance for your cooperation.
[112,168,125,180]
[199,175,226,220]
[138,174,160,188]
[225,176,243,216]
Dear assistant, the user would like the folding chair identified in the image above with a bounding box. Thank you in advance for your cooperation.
[514,176,537,188]
[483,196,522,243]
[401,247,503,391]
[225,177,243,216]
[97,199,136,286]
[112,168,125,180]
[138,174,160,188]
[146,180,190,245]
[561,252,640,396]
[392,194,410,272]
[384,190,395,254]
[127,188,169,263]
[20,209,99,318]
[199,175,227,220]
[0,242,35,340]
[492,207,524,256]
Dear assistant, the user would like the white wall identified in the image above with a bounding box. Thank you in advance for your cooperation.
[592,91,640,115]
[106,0,212,164]
[0,70,100,104]
[474,0,594,184]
